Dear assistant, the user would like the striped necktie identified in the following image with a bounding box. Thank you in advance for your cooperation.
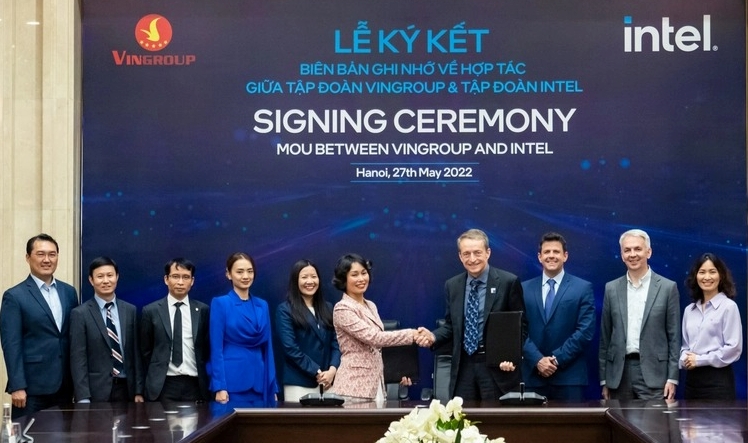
[105,302,125,376]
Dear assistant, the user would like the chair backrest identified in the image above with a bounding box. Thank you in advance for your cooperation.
[433,354,452,401]
[382,319,400,331]
[431,319,452,401]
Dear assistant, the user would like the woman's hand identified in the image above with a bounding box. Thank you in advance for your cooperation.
[683,352,698,370]
[215,390,229,403]
[316,367,337,389]
[399,376,412,386]
[499,361,516,372]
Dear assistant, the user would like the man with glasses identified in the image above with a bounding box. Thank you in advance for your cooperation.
[140,258,210,402]
[0,233,78,418]
[418,229,527,400]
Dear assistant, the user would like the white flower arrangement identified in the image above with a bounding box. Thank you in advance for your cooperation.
[377,397,505,443]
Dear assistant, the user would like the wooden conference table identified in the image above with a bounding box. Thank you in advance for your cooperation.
[16,398,748,443]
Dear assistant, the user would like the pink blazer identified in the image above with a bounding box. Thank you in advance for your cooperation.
[331,294,414,398]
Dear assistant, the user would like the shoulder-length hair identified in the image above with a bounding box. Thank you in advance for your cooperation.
[685,252,736,302]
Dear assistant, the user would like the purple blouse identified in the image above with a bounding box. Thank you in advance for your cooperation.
[680,292,743,368]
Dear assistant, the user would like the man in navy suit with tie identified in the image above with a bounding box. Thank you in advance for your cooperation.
[420,228,527,401]
[0,233,79,418]
[521,232,595,402]
[140,258,210,402]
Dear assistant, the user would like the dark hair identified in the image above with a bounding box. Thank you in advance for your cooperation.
[88,256,118,277]
[26,233,59,255]
[286,259,333,329]
[164,258,195,277]
[685,253,736,302]
[226,252,255,273]
[332,253,372,292]
[539,232,567,253]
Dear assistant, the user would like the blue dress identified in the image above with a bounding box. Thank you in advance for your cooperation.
[208,290,277,407]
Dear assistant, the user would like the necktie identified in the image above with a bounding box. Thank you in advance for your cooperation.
[105,302,125,376]
[545,279,556,319]
[172,302,184,366]
[464,279,481,355]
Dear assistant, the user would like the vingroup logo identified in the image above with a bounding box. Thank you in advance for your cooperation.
[112,14,196,66]
[135,14,173,51]
[623,15,714,53]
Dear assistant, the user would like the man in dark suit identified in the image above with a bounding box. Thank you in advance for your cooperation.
[0,233,79,418]
[522,232,595,401]
[420,228,527,401]
[140,258,210,402]
[70,256,144,403]
[599,229,680,400]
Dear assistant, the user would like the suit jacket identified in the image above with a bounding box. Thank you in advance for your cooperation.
[70,297,144,402]
[0,275,78,396]
[140,296,210,401]
[598,271,681,390]
[521,273,595,388]
[331,294,414,399]
[275,301,341,388]
[208,290,277,404]
[432,266,527,398]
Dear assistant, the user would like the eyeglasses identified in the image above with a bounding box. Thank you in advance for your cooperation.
[168,274,193,281]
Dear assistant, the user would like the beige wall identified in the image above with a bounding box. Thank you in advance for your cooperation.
[0,0,81,400]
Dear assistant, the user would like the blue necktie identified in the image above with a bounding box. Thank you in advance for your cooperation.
[464,279,481,355]
[545,279,556,319]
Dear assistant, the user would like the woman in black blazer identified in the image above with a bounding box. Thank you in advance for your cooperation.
[275,259,341,402]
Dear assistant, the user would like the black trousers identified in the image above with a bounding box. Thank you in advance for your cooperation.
[453,350,500,401]
[159,375,202,403]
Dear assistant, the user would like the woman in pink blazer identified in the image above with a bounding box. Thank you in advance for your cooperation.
[330,253,417,401]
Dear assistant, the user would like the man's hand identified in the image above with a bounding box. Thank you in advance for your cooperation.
[536,356,558,377]
[663,382,676,400]
[414,328,435,347]
[601,385,610,400]
[11,389,27,409]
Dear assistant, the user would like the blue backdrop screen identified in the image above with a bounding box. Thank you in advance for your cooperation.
[82,0,747,399]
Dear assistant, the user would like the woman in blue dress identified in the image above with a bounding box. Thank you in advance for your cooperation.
[276,259,340,402]
[209,252,277,407]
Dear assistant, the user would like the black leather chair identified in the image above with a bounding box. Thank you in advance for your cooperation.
[424,319,452,401]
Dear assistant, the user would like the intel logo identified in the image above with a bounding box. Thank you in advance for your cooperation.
[623,15,713,52]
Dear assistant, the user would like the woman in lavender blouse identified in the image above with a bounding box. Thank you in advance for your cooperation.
[680,253,743,400]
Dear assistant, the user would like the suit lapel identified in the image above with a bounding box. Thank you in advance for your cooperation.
[158,299,173,341]
[190,302,202,342]
[546,275,570,322]
[616,277,628,337]
[641,273,660,329]
[87,299,109,345]
[482,268,499,324]
[362,300,383,330]
[25,277,58,328]
[453,274,468,334]
[306,308,326,340]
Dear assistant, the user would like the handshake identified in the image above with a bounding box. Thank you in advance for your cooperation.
[413,327,435,347]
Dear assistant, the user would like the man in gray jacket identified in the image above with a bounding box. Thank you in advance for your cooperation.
[599,229,680,400]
